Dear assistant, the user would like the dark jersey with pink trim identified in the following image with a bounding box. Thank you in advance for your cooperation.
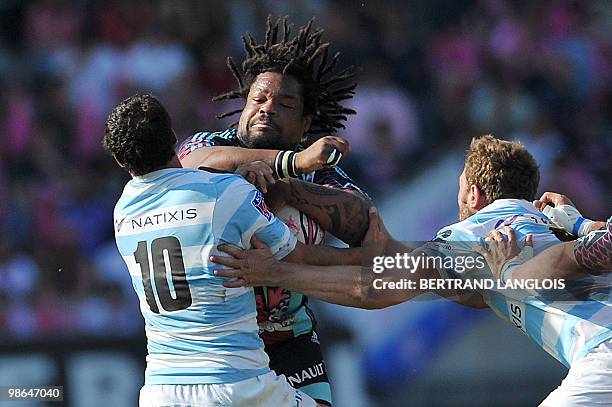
[574,216,612,272]
[178,129,367,196]
[179,128,368,345]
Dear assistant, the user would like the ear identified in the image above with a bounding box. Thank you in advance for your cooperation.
[113,156,125,168]
[468,185,488,211]
[302,114,313,134]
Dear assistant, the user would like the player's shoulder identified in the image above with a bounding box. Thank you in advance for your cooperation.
[432,221,480,244]
[309,165,370,198]
[212,172,258,199]
[113,168,201,211]
[189,128,238,143]
[473,199,540,222]
[309,165,351,182]
[425,222,481,260]
[178,128,240,158]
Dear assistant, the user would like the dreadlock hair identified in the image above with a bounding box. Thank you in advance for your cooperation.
[214,15,356,138]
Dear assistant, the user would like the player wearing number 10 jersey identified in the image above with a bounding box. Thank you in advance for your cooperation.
[104,94,324,406]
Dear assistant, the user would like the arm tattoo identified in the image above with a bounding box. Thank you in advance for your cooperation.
[574,222,612,272]
[286,179,371,246]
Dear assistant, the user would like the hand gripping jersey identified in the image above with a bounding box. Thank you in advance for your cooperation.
[113,168,297,384]
[179,129,368,345]
[428,199,611,368]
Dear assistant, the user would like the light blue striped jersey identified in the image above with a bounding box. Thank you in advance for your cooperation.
[429,199,611,367]
[113,168,297,385]
[179,128,369,346]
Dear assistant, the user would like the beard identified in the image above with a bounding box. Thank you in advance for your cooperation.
[237,124,290,150]
[458,201,472,221]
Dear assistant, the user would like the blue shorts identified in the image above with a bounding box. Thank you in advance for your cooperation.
[266,331,332,406]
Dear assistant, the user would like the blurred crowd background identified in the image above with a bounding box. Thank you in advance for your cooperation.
[0,0,610,406]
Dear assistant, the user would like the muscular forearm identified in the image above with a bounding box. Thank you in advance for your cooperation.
[285,243,363,266]
[180,147,278,172]
[258,255,413,309]
[284,178,372,246]
[512,242,578,281]
[269,256,472,310]
[267,262,368,308]
[512,225,611,280]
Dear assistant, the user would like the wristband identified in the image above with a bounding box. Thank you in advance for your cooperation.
[274,151,299,179]
[282,151,291,179]
[288,152,298,178]
[573,218,595,237]
[274,151,283,178]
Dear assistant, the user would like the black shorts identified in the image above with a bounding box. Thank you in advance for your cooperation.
[265,331,332,406]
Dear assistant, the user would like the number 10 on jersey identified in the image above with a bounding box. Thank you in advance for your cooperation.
[134,236,192,313]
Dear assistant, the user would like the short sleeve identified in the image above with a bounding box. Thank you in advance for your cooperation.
[178,129,241,159]
[212,175,297,260]
[309,166,370,198]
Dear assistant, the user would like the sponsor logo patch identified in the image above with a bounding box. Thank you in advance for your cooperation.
[251,191,273,222]
[287,363,326,386]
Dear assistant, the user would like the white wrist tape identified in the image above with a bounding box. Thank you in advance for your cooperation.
[542,204,594,237]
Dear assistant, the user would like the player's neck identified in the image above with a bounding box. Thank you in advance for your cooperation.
[134,155,182,177]
[166,155,183,169]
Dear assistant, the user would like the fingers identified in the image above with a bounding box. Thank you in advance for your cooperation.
[472,244,488,256]
[262,167,276,185]
[538,191,574,208]
[368,206,379,231]
[251,162,275,188]
[213,268,243,279]
[319,136,350,167]
[489,229,505,242]
[210,254,242,268]
[326,148,342,166]
[213,265,249,287]
[364,206,381,243]
[298,136,351,173]
[533,199,544,211]
[504,226,516,243]
[486,227,519,243]
[216,244,247,259]
[323,136,351,155]
[223,278,248,288]
[237,162,275,193]
[255,172,268,193]
[525,234,534,247]
[538,192,555,206]
[235,166,248,178]
[246,172,257,186]
[250,235,269,250]
[472,244,496,277]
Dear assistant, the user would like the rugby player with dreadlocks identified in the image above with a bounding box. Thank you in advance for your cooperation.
[178,16,371,406]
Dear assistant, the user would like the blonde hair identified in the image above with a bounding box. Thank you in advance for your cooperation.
[464,135,540,204]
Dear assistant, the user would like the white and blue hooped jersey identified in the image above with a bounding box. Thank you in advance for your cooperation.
[113,168,297,385]
[430,199,611,367]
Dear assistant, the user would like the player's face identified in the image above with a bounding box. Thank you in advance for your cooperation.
[458,168,474,221]
[238,72,313,150]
